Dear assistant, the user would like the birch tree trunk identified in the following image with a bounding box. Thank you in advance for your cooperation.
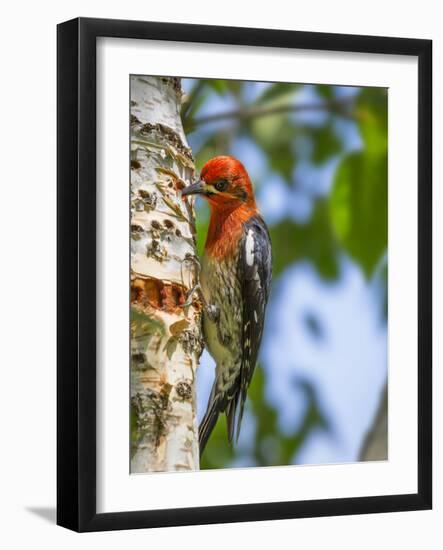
[130,76,203,473]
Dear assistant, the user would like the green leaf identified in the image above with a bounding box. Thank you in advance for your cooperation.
[182,90,208,133]
[224,80,243,97]
[311,123,342,164]
[249,107,298,183]
[356,87,388,155]
[315,84,335,99]
[249,100,295,146]
[270,200,339,280]
[330,151,387,277]
[199,413,235,470]
[268,141,295,182]
[195,206,209,258]
[205,79,230,95]
[329,87,388,278]
[255,82,300,104]
[193,131,234,170]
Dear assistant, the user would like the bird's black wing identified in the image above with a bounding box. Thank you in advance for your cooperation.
[226,214,272,441]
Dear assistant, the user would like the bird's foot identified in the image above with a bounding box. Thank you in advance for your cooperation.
[181,283,219,322]
[181,282,202,308]
[180,254,219,321]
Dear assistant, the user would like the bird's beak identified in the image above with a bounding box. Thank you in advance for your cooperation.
[182,180,206,197]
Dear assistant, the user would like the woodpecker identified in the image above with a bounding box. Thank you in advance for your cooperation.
[182,156,272,455]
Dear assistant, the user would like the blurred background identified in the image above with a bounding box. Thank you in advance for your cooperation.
[181,78,388,470]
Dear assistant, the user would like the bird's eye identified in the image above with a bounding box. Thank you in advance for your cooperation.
[215,180,228,192]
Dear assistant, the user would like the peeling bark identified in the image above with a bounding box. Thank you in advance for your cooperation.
[130,76,203,473]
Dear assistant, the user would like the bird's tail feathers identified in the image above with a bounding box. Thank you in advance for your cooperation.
[226,392,246,445]
[200,386,247,456]
[226,394,239,444]
[199,386,221,457]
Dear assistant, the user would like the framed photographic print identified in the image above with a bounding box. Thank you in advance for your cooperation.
[57,17,432,531]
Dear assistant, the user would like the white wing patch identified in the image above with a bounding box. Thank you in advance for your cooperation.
[245,230,255,266]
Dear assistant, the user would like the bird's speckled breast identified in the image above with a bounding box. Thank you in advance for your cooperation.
[200,253,243,385]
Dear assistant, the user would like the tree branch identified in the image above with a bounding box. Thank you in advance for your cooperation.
[192,97,356,127]
[359,384,387,461]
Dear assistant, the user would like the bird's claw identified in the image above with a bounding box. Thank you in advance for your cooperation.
[181,283,219,323]
[181,283,202,309]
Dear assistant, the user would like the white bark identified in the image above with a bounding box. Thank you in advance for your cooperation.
[130,76,202,473]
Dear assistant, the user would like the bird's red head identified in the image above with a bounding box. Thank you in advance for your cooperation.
[183,156,259,257]
[182,156,258,214]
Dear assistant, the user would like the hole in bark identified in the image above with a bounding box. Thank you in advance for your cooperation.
[162,284,181,311]
[131,277,188,313]
[131,283,143,303]
[145,279,162,308]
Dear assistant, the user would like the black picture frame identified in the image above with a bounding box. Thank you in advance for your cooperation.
[57,17,432,532]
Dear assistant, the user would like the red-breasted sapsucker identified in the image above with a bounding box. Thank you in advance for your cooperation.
[182,156,272,455]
